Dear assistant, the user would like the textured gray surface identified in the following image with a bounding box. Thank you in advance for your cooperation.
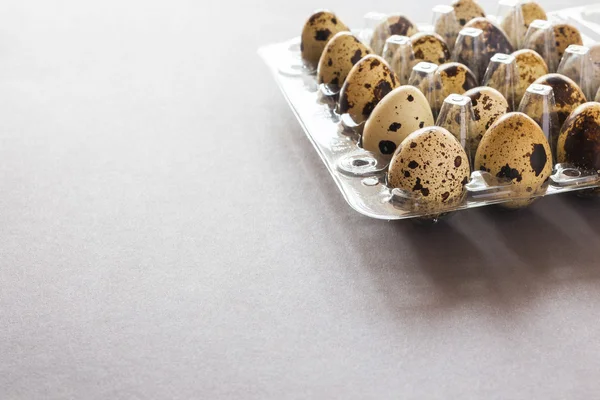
[2,0,600,399]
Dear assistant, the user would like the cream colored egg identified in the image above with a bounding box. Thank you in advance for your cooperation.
[301,11,350,69]
[370,15,419,55]
[475,112,552,208]
[317,32,372,91]
[338,55,399,124]
[512,49,549,106]
[388,126,470,212]
[410,32,451,65]
[463,86,509,157]
[362,86,434,158]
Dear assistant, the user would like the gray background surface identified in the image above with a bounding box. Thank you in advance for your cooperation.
[1,0,600,399]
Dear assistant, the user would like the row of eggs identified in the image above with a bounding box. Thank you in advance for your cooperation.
[299,2,599,211]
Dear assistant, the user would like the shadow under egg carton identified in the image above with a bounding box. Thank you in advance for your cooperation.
[258,6,600,221]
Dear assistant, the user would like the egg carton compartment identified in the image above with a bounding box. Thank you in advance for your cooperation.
[259,6,600,220]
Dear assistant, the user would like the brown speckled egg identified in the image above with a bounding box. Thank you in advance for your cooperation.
[410,32,451,65]
[317,32,372,91]
[388,126,470,211]
[435,0,486,48]
[370,15,419,55]
[529,23,583,69]
[363,86,434,158]
[301,11,350,69]
[512,49,549,106]
[457,18,514,80]
[464,87,509,157]
[438,62,478,100]
[338,55,399,124]
[557,102,600,175]
[532,73,586,128]
[501,2,547,47]
[475,112,552,208]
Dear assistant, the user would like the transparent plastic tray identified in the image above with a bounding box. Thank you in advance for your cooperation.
[259,6,600,220]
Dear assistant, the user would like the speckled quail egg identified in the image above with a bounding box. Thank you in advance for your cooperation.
[301,11,350,69]
[532,73,587,128]
[338,55,399,124]
[475,112,552,208]
[456,18,514,80]
[370,15,419,55]
[434,0,486,48]
[463,87,509,157]
[512,49,549,106]
[363,86,434,158]
[437,62,478,100]
[388,126,471,212]
[410,32,451,65]
[528,23,583,70]
[557,102,600,176]
[501,2,547,48]
[317,32,372,92]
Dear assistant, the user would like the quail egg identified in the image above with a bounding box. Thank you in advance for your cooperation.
[464,86,510,157]
[338,55,399,124]
[410,32,451,65]
[557,102,600,174]
[370,15,419,55]
[475,112,552,208]
[434,0,486,48]
[388,126,471,212]
[438,62,478,101]
[501,2,547,47]
[512,49,549,106]
[363,86,434,158]
[528,23,583,69]
[317,32,372,92]
[532,73,586,128]
[301,11,350,69]
[456,18,514,80]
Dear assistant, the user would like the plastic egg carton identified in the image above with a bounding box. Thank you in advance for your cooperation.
[259,3,600,220]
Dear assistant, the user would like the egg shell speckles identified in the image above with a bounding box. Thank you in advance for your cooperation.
[388,126,470,211]
[362,86,434,158]
[464,86,509,157]
[438,62,478,101]
[457,18,514,79]
[501,2,547,47]
[557,102,600,173]
[301,11,349,69]
[532,73,586,128]
[553,24,584,61]
[410,32,451,65]
[317,32,372,90]
[434,0,486,47]
[475,112,552,208]
[370,15,419,55]
[512,49,549,106]
[338,55,399,124]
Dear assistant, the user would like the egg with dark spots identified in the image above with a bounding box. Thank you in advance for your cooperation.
[434,0,486,49]
[338,55,399,124]
[475,112,552,208]
[363,86,434,158]
[512,49,549,106]
[557,102,600,180]
[388,126,470,212]
[410,32,451,65]
[317,32,372,92]
[370,15,419,55]
[532,73,586,129]
[464,86,509,157]
[528,23,583,69]
[301,11,350,69]
[456,18,514,80]
[437,62,478,101]
[501,2,547,47]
